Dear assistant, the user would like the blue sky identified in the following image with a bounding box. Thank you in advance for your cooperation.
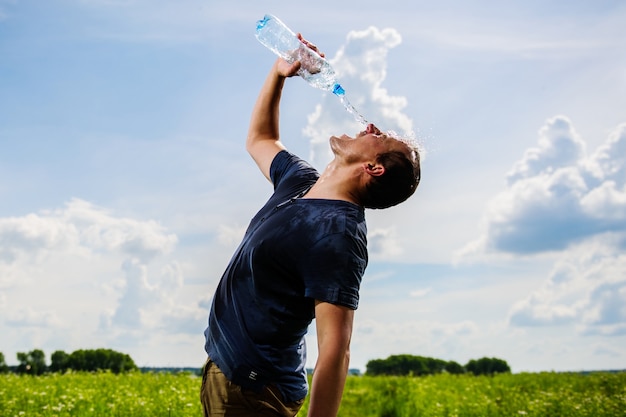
[1,0,625,372]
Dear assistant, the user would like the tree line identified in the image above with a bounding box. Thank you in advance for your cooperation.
[1,350,509,377]
[0,349,137,375]
[366,354,511,376]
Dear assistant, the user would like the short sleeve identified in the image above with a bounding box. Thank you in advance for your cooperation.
[300,233,367,310]
[270,151,319,192]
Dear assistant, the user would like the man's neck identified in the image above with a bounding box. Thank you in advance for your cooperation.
[303,163,362,205]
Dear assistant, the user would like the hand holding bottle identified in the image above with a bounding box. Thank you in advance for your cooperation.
[256,14,343,93]
[274,56,301,78]
[256,13,368,125]
[275,33,324,77]
[290,34,325,75]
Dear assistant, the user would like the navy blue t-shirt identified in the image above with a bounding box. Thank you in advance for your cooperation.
[204,150,368,402]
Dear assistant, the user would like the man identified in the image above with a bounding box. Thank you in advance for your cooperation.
[201,35,420,417]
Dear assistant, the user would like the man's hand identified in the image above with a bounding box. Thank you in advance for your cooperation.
[275,57,301,78]
[278,33,324,77]
[294,34,325,75]
[297,33,325,58]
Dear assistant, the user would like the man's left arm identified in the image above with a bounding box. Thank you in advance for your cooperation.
[307,300,354,417]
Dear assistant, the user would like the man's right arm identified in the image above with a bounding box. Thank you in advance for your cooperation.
[246,58,301,181]
[247,34,324,181]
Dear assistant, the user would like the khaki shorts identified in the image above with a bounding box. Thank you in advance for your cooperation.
[200,358,305,417]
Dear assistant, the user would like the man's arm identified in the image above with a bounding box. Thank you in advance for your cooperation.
[246,58,300,181]
[307,300,354,417]
[246,34,323,181]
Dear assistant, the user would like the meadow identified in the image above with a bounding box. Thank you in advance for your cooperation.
[0,371,624,416]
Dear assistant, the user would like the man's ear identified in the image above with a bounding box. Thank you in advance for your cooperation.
[364,162,385,177]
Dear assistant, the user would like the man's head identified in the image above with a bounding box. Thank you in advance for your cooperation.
[330,124,421,209]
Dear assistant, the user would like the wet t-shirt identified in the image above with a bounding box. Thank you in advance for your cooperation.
[204,150,368,402]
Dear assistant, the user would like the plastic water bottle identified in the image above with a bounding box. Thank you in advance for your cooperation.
[255,14,345,96]
[255,14,369,126]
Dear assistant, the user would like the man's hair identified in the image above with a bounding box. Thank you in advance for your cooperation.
[361,147,421,210]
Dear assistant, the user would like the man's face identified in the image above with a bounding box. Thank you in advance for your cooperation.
[330,124,414,164]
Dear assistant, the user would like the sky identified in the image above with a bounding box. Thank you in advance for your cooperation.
[1,0,625,373]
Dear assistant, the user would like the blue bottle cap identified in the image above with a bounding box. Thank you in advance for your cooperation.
[332,84,345,96]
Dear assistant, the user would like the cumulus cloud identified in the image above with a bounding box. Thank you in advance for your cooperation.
[64,199,178,261]
[5,307,63,328]
[508,240,626,334]
[350,318,479,363]
[217,223,246,247]
[0,198,177,269]
[0,199,206,361]
[506,116,586,184]
[368,227,403,258]
[460,116,626,256]
[456,116,626,338]
[104,258,187,330]
[303,26,414,168]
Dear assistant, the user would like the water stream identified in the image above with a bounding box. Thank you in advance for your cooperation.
[332,84,369,127]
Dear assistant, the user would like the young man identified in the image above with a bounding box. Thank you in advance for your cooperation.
[201,36,421,417]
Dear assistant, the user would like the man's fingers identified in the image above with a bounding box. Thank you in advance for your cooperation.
[297,33,325,57]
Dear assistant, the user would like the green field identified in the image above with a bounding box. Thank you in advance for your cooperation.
[1,371,624,416]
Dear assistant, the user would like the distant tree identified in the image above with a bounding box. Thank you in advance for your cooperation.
[67,349,137,373]
[423,356,448,374]
[366,354,512,377]
[365,358,387,376]
[109,351,137,373]
[50,350,70,373]
[0,352,8,373]
[465,357,511,376]
[366,354,447,376]
[444,360,465,375]
[16,349,47,375]
[67,349,87,371]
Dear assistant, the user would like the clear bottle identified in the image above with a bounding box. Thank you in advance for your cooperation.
[255,14,345,96]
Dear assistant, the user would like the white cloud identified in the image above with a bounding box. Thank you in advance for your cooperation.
[63,199,178,262]
[506,116,586,184]
[508,239,626,334]
[453,116,626,347]
[111,259,157,328]
[582,280,626,330]
[0,199,208,363]
[217,223,246,247]
[368,227,403,258]
[303,26,413,168]
[0,198,177,269]
[104,258,187,330]
[5,307,63,328]
[349,318,480,364]
[581,180,626,220]
[459,117,626,256]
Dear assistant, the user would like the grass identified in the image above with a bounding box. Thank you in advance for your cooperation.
[0,371,624,416]
[327,372,626,417]
[0,371,200,416]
